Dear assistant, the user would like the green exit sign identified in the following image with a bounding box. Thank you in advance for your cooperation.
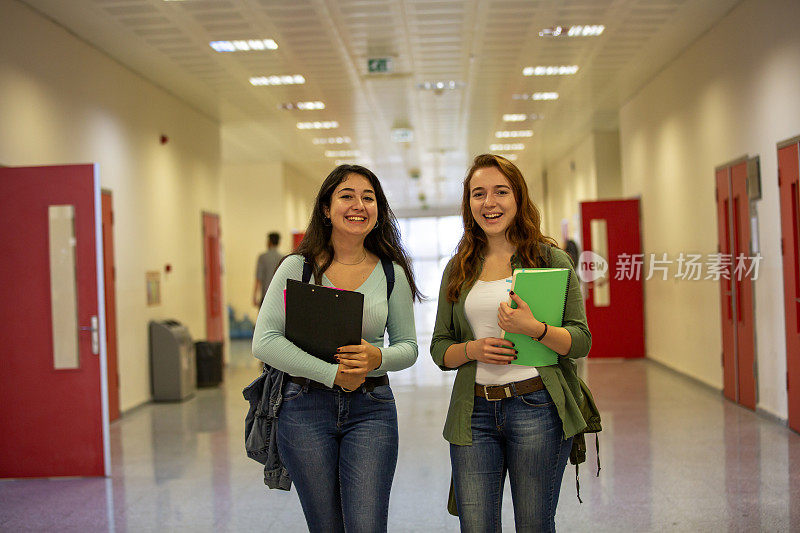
[367,57,393,74]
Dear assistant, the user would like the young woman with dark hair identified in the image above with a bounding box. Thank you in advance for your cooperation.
[431,154,591,532]
[253,164,420,532]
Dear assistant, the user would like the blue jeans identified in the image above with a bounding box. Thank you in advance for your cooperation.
[450,388,573,533]
[277,380,399,533]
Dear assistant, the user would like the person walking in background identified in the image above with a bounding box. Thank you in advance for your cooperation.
[253,232,282,307]
[431,154,591,532]
[252,164,421,532]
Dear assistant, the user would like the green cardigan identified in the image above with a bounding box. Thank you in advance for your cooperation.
[430,245,591,445]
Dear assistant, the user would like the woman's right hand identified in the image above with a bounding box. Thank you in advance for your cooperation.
[467,337,517,365]
[333,365,367,390]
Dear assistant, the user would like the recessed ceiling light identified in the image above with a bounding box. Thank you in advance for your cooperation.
[538,25,604,37]
[512,93,559,101]
[280,101,325,110]
[417,80,464,91]
[210,39,278,52]
[312,137,351,145]
[495,130,533,138]
[490,143,525,151]
[250,75,305,86]
[325,150,360,158]
[522,65,579,76]
[297,121,339,129]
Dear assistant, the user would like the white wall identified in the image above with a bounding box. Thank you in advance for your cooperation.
[0,0,222,411]
[619,0,800,418]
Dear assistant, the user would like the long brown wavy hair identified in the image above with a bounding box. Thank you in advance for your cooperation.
[446,154,557,302]
[294,164,422,301]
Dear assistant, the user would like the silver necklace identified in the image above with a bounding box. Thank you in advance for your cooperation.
[333,251,367,266]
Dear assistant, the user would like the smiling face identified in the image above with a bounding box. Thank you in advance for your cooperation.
[323,173,379,239]
[468,165,518,238]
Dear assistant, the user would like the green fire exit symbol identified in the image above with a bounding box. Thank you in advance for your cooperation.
[367,57,393,74]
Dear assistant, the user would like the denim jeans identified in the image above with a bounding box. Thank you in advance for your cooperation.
[450,388,573,533]
[277,380,399,533]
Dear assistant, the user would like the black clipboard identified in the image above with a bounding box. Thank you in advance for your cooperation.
[285,279,364,363]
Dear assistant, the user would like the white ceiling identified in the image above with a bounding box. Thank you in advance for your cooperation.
[20,0,742,209]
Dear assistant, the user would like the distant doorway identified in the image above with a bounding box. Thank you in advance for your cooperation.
[101,190,120,421]
[203,212,224,342]
[580,198,645,358]
[777,137,800,432]
[714,158,757,411]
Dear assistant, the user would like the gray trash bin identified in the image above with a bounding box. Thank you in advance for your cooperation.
[149,320,196,401]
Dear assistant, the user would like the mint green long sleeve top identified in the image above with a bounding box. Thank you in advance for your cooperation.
[252,254,418,387]
[431,246,591,445]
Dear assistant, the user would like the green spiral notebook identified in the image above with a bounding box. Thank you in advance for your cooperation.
[503,268,571,367]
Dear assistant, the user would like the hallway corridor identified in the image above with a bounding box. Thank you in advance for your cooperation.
[1,341,798,532]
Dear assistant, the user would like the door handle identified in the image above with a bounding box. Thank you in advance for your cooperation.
[79,316,99,355]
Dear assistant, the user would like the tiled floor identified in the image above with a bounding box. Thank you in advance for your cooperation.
[2,339,799,532]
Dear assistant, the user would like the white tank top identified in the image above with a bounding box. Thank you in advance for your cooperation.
[465,278,540,385]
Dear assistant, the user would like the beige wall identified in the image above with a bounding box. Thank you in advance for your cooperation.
[619,0,800,418]
[221,162,318,322]
[221,162,285,324]
[543,133,604,245]
[1,0,222,411]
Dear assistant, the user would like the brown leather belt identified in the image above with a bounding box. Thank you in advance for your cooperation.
[475,376,545,401]
[289,374,389,393]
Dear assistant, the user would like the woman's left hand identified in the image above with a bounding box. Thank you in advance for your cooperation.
[336,339,382,373]
[498,292,542,337]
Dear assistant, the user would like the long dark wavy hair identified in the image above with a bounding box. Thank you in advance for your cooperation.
[446,154,557,302]
[294,164,422,301]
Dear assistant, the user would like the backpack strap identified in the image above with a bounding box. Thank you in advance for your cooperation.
[381,257,395,300]
[301,257,313,284]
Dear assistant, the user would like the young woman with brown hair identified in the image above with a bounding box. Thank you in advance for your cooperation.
[431,154,591,532]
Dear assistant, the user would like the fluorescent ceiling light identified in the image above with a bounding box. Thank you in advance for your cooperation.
[495,130,533,138]
[538,25,604,37]
[499,153,518,161]
[522,65,579,76]
[325,150,360,158]
[512,93,559,101]
[502,114,542,121]
[490,143,525,151]
[250,75,305,86]
[281,101,325,110]
[210,39,278,52]
[569,25,605,37]
[297,121,339,129]
[313,137,351,144]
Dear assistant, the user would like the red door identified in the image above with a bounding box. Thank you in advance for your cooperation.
[0,164,109,477]
[203,212,224,342]
[778,137,800,432]
[715,160,757,410]
[101,191,120,422]
[580,198,645,358]
[715,168,737,403]
[292,231,305,252]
